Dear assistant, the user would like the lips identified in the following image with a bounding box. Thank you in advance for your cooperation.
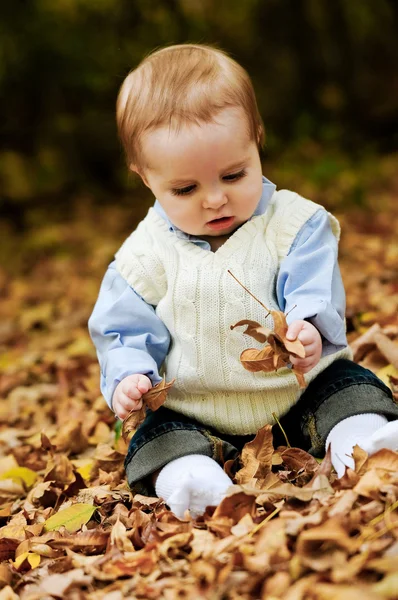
[206,216,235,232]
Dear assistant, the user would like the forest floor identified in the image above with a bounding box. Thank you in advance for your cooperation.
[0,153,397,599]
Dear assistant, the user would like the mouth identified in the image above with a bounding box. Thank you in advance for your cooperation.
[206,216,235,232]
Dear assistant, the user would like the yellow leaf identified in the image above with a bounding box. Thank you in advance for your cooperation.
[76,462,93,482]
[0,467,38,488]
[44,503,97,533]
[13,552,29,569]
[13,551,41,570]
[28,553,41,569]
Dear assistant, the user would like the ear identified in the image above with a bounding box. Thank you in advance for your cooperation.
[129,163,150,188]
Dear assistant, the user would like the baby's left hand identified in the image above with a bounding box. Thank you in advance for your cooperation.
[286,320,322,374]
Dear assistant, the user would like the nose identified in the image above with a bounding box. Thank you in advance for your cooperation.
[202,188,227,210]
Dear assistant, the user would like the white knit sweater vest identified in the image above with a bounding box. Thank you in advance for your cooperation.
[115,190,352,435]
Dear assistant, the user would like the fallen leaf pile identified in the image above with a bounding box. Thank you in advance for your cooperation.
[0,187,397,598]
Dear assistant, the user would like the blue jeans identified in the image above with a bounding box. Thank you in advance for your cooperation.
[124,359,397,495]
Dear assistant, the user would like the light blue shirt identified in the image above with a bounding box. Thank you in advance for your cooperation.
[88,177,347,408]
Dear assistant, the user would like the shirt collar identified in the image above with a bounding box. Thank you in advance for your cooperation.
[153,175,276,246]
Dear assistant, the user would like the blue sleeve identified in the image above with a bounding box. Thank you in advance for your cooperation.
[88,261,170,410]
[276,209,347,356]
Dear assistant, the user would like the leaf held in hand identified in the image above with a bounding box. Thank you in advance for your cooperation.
[121,406,146,442]
[240,346,274,372]
[231,309,306,387]
[143,377,176,411]
[230,320,271,343]
[122,376,175,442]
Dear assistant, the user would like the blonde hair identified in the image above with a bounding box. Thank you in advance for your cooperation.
[116,44,264,171]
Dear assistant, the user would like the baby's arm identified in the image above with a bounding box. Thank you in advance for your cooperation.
[88,261,170,418]
[277,209,347,369]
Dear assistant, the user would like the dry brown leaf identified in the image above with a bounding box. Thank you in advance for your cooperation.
[143,376,175,411]
[43,453,76,485]
[0,539,19,562]
[314,583,381,600]
[212,491,257,523]
[352,443,369,475]
[39,568,93,597]
[367,448,398,472]
[280,447,319,473]
[50,529,109,553]
[51,420,89,454]
[297,517,359,562]
[240,345,274,372]
[351,323,398,368]
[354,469,387,499]
[235,425,274,485]
[229,319,270,343]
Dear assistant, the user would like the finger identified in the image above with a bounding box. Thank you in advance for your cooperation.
[113,400,128,420]
[137,375,152,394]
[116,407,128,420]
[298,341,318,357]
[286,320,304,341]
[297,329,316,345]
[120,394,143,411]
[290,355,315,369]
[123,385,143,401]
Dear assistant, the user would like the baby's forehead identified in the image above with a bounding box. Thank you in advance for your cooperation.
[141,114,255,179]
[143,107,251,146]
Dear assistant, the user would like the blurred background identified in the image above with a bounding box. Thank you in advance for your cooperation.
[1,0,397,233]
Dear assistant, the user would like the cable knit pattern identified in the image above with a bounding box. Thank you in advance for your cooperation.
[115,190,351,435]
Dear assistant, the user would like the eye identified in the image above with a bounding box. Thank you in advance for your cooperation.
[222,169,246,182]
[171,184,196,196]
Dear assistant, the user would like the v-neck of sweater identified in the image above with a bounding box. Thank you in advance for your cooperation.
[146,207,270,263]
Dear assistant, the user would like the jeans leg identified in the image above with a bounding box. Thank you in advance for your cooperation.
[277,359,398,456]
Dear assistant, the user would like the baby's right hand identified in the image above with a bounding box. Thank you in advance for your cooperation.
[112,374,152,420]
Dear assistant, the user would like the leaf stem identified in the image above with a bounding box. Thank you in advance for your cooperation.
[285,304,297,318]
[272,412,291,448]
[227,270,270,316]
[248,505,282,537]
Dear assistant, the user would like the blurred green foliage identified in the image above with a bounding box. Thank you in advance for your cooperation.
[0,0,397,222]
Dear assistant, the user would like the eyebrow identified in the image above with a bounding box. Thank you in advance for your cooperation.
[167,159,250,187]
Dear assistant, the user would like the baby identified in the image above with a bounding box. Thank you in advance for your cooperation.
[89,44,398,518]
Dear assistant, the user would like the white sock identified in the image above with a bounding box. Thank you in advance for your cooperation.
[326,413,389,477]
[155,454,233,519]
[360,419,398,455]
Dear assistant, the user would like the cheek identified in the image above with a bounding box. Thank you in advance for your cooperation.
[167,201,199,224]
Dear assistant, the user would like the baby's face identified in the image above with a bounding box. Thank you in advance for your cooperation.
[138,107,263,243]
